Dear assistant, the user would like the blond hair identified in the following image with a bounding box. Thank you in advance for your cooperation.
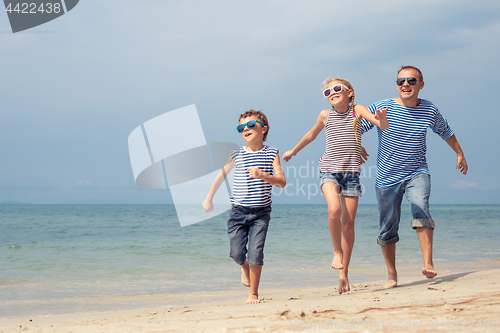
[322,77,359,143]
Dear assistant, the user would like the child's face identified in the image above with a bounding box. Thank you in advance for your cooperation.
[239,116,267,145]
[326,80,353,108]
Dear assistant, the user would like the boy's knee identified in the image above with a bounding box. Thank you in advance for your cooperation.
[230,251,246,266]
[229,240,247,266]
[246,252,264,266]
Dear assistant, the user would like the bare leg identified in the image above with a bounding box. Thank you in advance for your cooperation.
[241,259,250,287]
[338,195,358,294]
[416,227,437,278]
[245,265,262,304]
[381,243,398,288]
[322,183,343,269]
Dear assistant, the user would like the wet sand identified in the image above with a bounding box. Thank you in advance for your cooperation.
[1,261,499,332]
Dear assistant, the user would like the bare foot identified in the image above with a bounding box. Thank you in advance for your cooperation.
[422,265,437,279]
[245,294,260,304]
[384,275,397,288]
[338,273,350,294]
[331,251,344,270]
[241,265,250,287]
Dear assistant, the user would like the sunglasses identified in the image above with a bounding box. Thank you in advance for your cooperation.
[396,77,419,86]
[237,120,265,133]
[323,84,350,98]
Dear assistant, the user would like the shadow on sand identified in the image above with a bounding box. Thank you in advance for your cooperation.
[370,271,475,292]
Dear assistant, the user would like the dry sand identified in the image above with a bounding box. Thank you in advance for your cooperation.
[1,261,499,332]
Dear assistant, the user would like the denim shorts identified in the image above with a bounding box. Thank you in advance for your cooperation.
[319,172,362,197]
[375,173,435,246]
[227,204,271,266]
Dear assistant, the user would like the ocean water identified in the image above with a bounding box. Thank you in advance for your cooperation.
[1,204,499,318]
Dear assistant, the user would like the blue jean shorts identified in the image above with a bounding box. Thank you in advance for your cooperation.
[227,205,271,266]
[319,172,362,197]
[376,173,435,246]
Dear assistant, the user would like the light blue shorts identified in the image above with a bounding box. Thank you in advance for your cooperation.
[376,173,435,246]
[320,172,362,197]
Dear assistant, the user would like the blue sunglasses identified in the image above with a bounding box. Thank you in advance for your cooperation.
[237,120,265,133]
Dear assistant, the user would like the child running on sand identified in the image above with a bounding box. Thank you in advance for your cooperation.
[282,78,388,294]
[203,109,286,304]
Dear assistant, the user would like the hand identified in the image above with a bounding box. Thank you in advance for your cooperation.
[202,199,213,213]
[374,108,388,120]
[282,150,295,162]
[247,167,264,180]
[360,145,369,165]
[457,155,468,175]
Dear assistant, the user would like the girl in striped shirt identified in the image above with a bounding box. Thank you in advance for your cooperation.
[283,78,388,294]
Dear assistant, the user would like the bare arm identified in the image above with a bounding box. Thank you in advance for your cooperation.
[202,156,235,212]
[282,110,327,162]
[445,134,468,175]
[354,104,389,130]
[247,153,286,188]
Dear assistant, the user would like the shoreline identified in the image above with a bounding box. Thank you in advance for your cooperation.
[4,258,497,320]
[1,258,499,332]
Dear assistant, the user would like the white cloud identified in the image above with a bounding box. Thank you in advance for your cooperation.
[75,180,104,190]
[451,180,480,190]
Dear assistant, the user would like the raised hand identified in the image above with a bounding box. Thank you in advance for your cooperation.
[374,108,388,120]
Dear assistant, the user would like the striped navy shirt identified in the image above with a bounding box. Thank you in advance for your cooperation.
[319,107,362,173]
[361,98,454,188]
[230,146,278,207]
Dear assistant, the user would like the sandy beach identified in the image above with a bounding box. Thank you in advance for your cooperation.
[1,260,499,333]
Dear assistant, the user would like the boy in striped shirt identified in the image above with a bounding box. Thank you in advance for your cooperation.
[361,66,468,288]
[203,110,286,304]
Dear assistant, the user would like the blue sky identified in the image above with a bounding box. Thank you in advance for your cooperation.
[1,0,499,205]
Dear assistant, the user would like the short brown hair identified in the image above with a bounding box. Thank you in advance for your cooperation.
[398,65,423,81]
[238,109,269,141]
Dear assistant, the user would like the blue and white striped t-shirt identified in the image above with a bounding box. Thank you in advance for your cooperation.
[230,146,278,207]
[361,98,454,188]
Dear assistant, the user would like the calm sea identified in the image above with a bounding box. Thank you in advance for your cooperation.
[1,204,499,318]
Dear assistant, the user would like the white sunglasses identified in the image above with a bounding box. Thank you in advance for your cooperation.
[323,84,350,97]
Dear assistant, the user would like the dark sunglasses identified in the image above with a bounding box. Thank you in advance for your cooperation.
[396,77,419,86]
[237,120,265,133]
